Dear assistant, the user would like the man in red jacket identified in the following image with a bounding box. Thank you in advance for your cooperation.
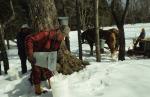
[25,27,64,95]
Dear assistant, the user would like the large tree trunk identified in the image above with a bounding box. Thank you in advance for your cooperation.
[0,24,9,74]
[29,0,59,32]
[28,0,87,75]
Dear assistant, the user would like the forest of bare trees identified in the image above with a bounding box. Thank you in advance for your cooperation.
[0,0,150,39]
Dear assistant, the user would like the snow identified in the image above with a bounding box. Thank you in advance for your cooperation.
[0,23,150,97]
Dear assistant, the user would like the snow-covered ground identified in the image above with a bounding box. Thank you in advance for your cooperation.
[0,23,150,97]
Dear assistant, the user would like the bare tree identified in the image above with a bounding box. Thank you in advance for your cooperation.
[79,0,95,30]
[0,24,9,74]
[126,0,150,23]
[76,0,83,60]
[95,0,101,62]
[0,0,15,74]
[109,0,129,60]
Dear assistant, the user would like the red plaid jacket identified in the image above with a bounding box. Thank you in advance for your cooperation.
[25,30,64,58]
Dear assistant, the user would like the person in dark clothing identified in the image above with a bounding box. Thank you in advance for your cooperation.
[16,24,31,74]
[134,28,146,50]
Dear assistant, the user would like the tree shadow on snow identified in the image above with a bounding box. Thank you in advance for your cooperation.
[72,49,115,62]
[4,73,53,97]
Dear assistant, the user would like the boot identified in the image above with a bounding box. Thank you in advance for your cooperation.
[34,84,42,95]
[34,84,48,95]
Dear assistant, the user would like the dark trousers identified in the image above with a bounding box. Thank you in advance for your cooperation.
[19,54,27,74]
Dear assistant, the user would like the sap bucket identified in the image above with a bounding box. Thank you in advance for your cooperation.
[100,39,105,49]
[7,68,20,81]
[58,17,69,26]
[50,74,71,97]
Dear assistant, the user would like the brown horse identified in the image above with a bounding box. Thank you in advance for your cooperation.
[81,28,119,57]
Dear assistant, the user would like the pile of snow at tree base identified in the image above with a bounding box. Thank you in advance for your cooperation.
[0,23,150,97]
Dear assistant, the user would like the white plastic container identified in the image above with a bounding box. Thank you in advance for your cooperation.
[50,74,71,97]
[7,68,20,81]
[33,51,57,71]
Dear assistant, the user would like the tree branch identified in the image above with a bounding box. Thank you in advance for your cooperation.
[3,0,15,28]
[121,0,129,25]
[110,0,120,28]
